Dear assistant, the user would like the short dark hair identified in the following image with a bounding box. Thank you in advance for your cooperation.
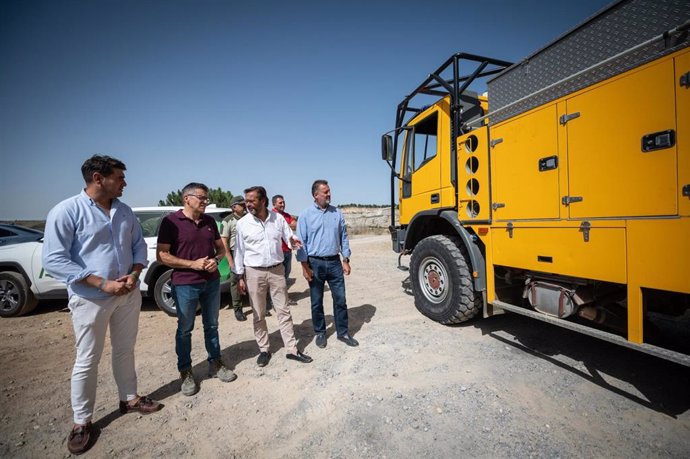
[311,179,328,196]
[81,155,126,183]
[182,182,209,196]
[244,186,268,206]
[271,194,284,205]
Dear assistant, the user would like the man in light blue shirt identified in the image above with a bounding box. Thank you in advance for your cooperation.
[296,179,359,349]
[43,155,161,455]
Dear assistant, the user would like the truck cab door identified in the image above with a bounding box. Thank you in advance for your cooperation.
[399,110,441,225]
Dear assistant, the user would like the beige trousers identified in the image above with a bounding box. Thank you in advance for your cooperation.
[245,265,297,354]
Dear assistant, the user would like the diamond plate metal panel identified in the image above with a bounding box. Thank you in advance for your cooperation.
[487,0,690,124]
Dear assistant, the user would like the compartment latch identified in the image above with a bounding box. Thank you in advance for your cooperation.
[580,221,591,242]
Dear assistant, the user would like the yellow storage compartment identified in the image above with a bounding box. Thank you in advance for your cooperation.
[491,225,627,284]
[676,50,690,218]
[490,104,560,221]
[564,58,678,218]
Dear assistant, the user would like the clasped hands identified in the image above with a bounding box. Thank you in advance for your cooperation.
[189,256,219,272]
[104,273,139,296]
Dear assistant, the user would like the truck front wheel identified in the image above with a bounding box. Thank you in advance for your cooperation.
[409,235,481,324]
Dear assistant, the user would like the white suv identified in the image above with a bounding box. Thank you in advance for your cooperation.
[0,206,232,317]
[133,206,233,315]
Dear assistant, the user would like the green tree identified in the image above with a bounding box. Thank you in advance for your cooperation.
[158,187,235,207]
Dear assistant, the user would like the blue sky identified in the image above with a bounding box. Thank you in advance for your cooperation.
[0,0,611,220]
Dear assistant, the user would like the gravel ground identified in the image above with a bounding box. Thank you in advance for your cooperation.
[1,235,689,458]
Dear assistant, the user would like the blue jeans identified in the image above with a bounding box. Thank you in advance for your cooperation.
[308,257,348,337]
[172,279,221,372]
[282,251,292,279]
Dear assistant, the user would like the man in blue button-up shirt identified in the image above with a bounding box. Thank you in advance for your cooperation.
[296,180,359,349]
[43,155,161,455]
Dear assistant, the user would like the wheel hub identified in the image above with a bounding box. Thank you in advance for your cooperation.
[427,271,441,290]
[0,280,18,310]
[418,257,448,304]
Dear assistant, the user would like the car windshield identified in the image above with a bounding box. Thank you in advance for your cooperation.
[134,209,232,238]
[134,211,171,238]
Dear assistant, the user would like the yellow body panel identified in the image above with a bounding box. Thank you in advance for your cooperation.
[491,225,627,284]
[565,58,678,218]
[627,219,690,295]
[490,105,560,220]
[626,218,690,342]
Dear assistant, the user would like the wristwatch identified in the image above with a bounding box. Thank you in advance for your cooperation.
[342,257,350,263]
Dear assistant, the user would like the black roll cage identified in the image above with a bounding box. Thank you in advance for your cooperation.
[386,52,513,229]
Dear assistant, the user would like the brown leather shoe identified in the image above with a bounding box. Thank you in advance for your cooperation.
[67,422,94,455]
[119,395,163,415]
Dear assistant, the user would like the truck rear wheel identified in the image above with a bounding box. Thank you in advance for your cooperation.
[0,271,38,318]
[409,235,481,324]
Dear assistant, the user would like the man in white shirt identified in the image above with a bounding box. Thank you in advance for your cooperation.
[235,186,313,367]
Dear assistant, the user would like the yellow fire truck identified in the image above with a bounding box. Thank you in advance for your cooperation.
[381,0,690,365]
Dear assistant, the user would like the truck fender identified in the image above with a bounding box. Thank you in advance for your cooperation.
[404,209,486,292]
[438,210,486,292]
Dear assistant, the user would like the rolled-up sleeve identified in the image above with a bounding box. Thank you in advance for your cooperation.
[234,221,246,275]
[130,211,149,267]
[296,211,309,262]
[42,205,93,285]
[339,210,351,258]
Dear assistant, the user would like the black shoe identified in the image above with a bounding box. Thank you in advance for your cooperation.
[315,333,327,348]
[337,334,359,347]
[265,309,272,317]
[234,308,246,321]
[257,351,271,367]
[286,351,313,363]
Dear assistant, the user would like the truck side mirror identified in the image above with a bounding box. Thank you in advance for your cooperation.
[381,134,393,162]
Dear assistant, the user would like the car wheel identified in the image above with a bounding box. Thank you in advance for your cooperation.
[0,271,38,318]
[153,269,201,316]
[153,270,177,316]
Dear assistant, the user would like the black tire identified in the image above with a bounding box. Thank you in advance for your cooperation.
[153,269,177,316]
[0,271,38,318]
[409,235,481,324]
[152,269,201,316]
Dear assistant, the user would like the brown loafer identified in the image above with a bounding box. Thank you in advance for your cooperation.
[67,422,94,455]
[119,395,163,415]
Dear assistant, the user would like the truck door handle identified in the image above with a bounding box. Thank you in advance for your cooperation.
[431,193,440,204]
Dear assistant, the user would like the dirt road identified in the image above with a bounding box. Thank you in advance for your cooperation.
[1,235,689,458]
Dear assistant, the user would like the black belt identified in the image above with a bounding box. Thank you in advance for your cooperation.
[308,255,340,261]
[249,263,282,270]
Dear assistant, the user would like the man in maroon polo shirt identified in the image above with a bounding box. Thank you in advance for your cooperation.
[156,182,237,396]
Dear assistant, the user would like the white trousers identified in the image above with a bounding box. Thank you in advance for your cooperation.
[68,289,141,424]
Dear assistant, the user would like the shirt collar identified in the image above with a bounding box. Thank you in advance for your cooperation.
[312,202,330,213]
[79,189,120,208]
[250,210,275,224]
